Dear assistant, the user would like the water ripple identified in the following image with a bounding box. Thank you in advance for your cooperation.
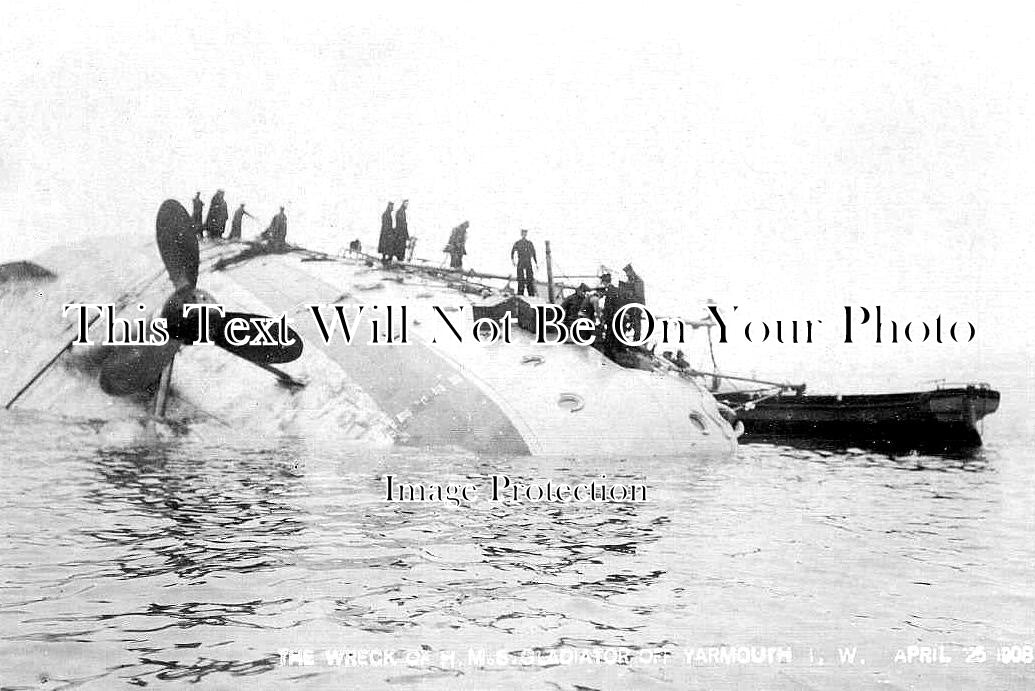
[0,419,1031,688]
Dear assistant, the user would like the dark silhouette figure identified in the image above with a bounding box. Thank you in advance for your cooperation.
[560,283,590,332]
[205,190,228,239]
[393,200,409,262]
[229,203,255,240]
[594,272,620,356]
[262,206,288,250]
[191,192,204,238]
[445,221,468,269]
[378,202,394,264]
[511,228,538,296]
[673,349,690,369]
[618,263,646,342]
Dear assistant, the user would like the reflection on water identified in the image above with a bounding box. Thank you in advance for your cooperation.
[738,433,995,467]
[85,447,307,583]
[0,416,1032,688]
[746,435,997,473]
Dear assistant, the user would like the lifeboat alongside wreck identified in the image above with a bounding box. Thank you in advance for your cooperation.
[3,205,738,458]
[716,385,999,450]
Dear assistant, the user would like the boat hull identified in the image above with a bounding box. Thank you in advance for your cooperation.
[717,387,1000,450]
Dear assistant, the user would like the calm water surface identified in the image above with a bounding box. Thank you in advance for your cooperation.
[0,413,1032,689]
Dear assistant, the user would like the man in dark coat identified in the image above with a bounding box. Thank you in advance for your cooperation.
[205,190,229,239]
[594,272,620,356]
[378,202,394,264]
[191,192,204,238]
[261,206,288,251]
[445,221,468,269]
[393,199,409,261]
[618,263,646,342]
[510,228,538,296]
[560,283,590,332]
[228,203,255,240]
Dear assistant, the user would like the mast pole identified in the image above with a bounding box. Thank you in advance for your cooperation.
[545,240,555,303]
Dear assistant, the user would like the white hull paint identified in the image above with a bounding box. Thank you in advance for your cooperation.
[20,239,737,458]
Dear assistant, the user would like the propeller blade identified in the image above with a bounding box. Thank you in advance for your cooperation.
[99,341,180,396]
[211,311,304,364]
[99,287,206,396]
[156,199,200,289]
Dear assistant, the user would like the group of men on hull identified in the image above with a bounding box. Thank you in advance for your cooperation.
[372,201,649,362]
[441,222,537,293]
[376,202,539,299]
[378,200,412,265]
[559,264,647,360]
[445,222,539,298]
[191,190,289,250]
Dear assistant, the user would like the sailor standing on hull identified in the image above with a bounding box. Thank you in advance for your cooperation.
[618,263,646,342]
[445,221,469,269]
[393,199,410,262]
[228,203,255,240]
[597,272,620,355]
[260,206,288,251]
[378,201,395,265]
[205,189,228,239]
[511,228,538,296]
[583,269,620,356]
[191,192,204,238]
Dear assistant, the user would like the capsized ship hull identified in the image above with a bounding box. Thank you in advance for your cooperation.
[6,238,737,457]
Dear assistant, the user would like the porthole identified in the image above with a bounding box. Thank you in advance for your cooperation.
[557,393,584,412]
[688,411,710,434]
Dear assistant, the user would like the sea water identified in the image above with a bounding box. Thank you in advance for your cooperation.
[0,383,1032,689]
[1,263,1033,688]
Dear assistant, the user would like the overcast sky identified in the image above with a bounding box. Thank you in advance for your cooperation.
[2,2,1032,388]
